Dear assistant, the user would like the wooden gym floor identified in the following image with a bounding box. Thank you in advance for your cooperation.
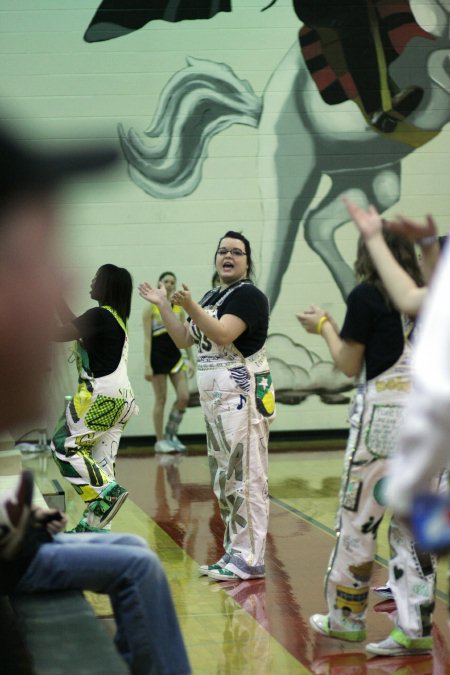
[27,447,450,674]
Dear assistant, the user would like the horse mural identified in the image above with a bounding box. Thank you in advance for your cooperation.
[118,0,450,307]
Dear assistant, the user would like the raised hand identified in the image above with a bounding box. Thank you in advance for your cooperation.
[138,281,168,306]
[343,197,383,241]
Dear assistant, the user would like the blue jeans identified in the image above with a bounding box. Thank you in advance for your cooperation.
[15,533,191,675]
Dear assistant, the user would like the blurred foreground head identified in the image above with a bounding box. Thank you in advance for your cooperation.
[0,121,117,430]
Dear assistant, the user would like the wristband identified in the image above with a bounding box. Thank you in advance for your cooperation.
[317,315,329,335]
[417,235,437,247]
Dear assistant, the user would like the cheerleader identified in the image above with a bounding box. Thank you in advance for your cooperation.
[143,271,195,452]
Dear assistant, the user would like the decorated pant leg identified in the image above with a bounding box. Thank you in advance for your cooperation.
[204,391,269,579]
[325,455,387,634]
[388,518,435,648]
[52,394,130,505]
[92,423,125,481]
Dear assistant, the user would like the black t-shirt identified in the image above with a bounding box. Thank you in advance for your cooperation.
[199,281,269,357]
[340,282,404,381]
[73,307,125,378]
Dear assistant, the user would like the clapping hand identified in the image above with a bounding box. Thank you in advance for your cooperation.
[138,282,168,306]
[172,284,193,311]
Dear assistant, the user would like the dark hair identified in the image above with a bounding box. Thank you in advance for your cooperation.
[158,271,176,283]
[354,227,423,307]
[94,264,133,323]
[215,230,255,279]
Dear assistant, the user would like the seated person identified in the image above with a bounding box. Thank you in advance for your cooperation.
[1,471,190,675]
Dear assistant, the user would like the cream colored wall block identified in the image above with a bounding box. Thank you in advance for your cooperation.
[0,449,22,476]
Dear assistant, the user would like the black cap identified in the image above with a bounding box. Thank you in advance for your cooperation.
[0,122,118,205]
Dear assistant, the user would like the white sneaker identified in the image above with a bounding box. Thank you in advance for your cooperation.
[309,614,366,642]
[166,436,187,451]
[207,567,241,581]
[154,439,177,453]
[365,635,432,656]
[199,561,225,576]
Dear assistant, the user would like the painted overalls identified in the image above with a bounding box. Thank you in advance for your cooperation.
[52,306,138,505]
[190,283,276,579]
[326,323,435,648]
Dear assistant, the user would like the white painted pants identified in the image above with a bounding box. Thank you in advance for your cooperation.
[198,349,275,579]
[326,356,435,647]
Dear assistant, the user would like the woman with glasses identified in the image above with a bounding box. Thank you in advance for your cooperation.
[139,231,275,581]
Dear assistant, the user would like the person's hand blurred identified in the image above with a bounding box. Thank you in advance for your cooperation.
[343,197,383,241]
[32,507,67,534]
[144,367,153,382]
[388,214,437,243]
[186,361,195,378]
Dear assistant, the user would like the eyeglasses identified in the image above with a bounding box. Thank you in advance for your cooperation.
[216,247,247,257]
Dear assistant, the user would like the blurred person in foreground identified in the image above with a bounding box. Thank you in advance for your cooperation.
[385,228,450,543]
[0,120,190,675]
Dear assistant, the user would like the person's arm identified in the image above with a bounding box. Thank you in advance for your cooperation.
[179,309,196,376]
[297,305,364,377]
[142,307,153,381]
[54,323,82,342]
[170,284,247,346]
[53,297,82,342]
[56,297,76,324]
[344,198,426,316]
[138,282,194,348]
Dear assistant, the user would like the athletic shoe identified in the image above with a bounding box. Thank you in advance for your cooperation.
[199,561,226,576]
[309,614,366,642]
[207,566,265,581]
[166,435,187,452]
[154,439,178,453]
[87,482,128,528]
[0,470,34,559]
[67,517,110,534]
[207,567,241,581]
[372,583,394,600]
[365,636,432,657]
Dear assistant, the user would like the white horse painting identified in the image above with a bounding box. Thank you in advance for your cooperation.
[119,0,450,306]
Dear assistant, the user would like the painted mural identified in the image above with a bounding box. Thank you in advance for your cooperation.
[2,2,449,435]
[85,1,450,407]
